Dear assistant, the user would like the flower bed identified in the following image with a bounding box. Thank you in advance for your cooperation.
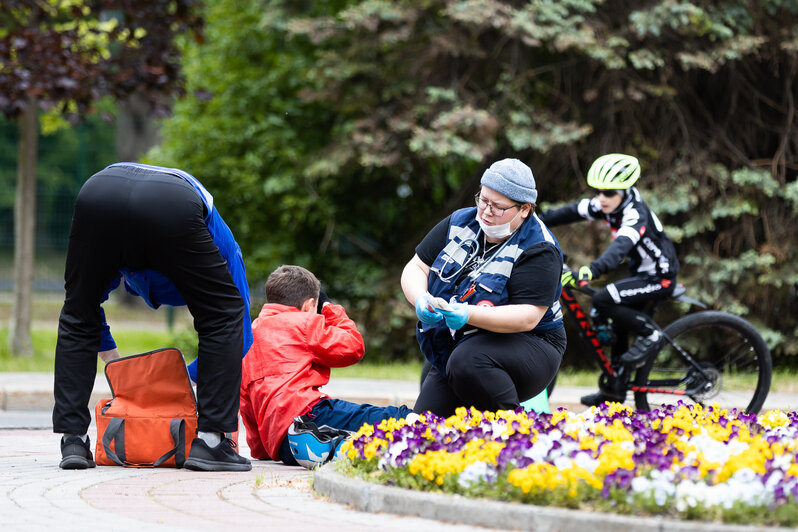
[339,403,798,527]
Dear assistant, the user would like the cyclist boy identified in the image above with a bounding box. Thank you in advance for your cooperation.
[538,154,679,406]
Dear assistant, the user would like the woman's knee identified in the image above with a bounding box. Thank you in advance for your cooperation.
[445,351,483,387]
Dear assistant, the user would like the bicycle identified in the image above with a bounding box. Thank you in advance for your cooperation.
[561,267,772,414]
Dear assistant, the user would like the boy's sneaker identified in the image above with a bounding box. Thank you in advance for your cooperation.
[59,435,96,469]
[184,437,252,472]
[620,331,664,368]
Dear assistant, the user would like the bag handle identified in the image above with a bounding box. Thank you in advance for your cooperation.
[102,418,187,467]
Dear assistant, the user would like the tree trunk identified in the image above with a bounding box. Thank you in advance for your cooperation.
[10,97,38,357]
[116,90,160,162]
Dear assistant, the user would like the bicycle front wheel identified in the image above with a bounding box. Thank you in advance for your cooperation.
[633,311,772,414]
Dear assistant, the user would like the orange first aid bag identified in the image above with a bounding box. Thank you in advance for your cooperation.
[94,347,198,467]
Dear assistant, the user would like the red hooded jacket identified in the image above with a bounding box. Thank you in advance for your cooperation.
[239,302,365,460]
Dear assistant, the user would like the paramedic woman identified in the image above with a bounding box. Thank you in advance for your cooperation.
[401,158,566,417]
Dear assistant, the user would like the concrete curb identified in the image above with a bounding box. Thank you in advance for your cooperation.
[1,373,795,414]
[314,465,792,532]
[0,373,110,411]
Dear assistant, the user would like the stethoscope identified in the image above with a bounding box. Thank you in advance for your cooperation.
[437,233,513,285]
[437,237,480,283]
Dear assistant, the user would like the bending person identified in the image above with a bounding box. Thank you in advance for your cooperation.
[402,158,565,417]
[54,162,252,472]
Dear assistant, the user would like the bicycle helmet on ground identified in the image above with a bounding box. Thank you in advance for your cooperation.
[586,153,641,190]
[287,415,352,470]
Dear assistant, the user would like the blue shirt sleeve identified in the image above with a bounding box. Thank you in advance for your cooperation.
[99,274,122,352]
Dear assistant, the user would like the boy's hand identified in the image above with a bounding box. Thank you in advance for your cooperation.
[415,292,444,324]
[317,289,332,312]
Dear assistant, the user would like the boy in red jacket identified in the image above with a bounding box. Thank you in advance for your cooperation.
[240,265,414,465]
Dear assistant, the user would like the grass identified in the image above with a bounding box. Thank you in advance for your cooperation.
[332,361,424,381]
[0,327,179,372]
[3,316,798,396]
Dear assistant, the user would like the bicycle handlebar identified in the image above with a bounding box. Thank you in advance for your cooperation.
[562,265,597,295]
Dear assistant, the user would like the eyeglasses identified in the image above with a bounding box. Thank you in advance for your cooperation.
[474,193,521,216]
[591,188,622,198]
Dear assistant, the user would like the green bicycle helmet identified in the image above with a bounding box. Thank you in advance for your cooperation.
[586,153,641,190]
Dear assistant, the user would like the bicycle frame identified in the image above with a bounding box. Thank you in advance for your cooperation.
[560,286,618,378]
[560,284,699,397]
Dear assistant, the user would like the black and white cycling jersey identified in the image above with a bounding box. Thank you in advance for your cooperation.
[540,187,679,279]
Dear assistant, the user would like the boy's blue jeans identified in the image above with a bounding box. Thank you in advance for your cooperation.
[278,398,413,465]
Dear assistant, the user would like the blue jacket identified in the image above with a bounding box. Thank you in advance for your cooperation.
[418,207,563,376]
[98,163,253,381]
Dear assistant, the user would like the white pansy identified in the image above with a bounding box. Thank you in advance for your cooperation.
[523,432,555,462]
[490,421,506,439]
[379,439,409,469]
[552,455,572,470]
[458,461,495,488]
[766,470,784,488]
[630,470,676,507]
[572,451,599,473]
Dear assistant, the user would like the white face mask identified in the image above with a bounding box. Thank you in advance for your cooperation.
[475,210,521,240]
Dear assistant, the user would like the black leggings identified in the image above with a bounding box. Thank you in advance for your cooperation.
[414,328,566,418]
[591,276,676,337]
[53,166,246,435]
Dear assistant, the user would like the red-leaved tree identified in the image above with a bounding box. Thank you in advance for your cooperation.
[0,1,203,355]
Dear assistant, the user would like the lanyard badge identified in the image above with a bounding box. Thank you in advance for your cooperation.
[459,283,476,301]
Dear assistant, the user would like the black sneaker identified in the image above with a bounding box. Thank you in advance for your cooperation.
[580,390,626,407]
[59,435,96,470]
[620,332,664,368]
[184,437,252,472]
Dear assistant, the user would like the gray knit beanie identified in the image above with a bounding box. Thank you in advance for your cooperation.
[479,158,537,204]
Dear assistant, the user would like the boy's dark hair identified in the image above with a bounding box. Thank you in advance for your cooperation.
[264,265,321,309]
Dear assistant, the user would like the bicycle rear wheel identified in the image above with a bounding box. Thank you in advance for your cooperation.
[633,311,772,414]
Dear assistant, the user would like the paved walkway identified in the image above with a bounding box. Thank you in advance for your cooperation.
[0,428,492,531]
[1,374,796,531]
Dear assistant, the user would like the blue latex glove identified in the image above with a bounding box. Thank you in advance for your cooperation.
[439,302,470,330]
[415,292,444,324]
